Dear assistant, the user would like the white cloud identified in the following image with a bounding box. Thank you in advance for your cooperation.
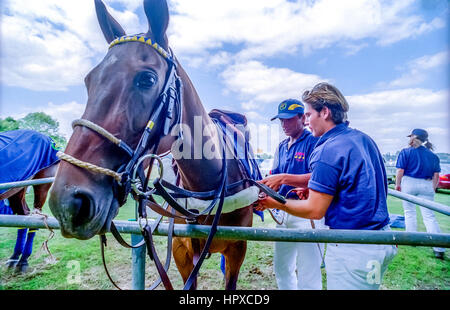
[382,51,449,88]
[1,0,444,91]
[168,0,444,59]
[0,0,142,91]
[10,101,86,139]
[347,88,449,153]
[44,101,86,138]
[221,60,325,107]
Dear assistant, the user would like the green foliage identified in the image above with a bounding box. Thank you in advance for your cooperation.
[0,117,20,132]
[0,112,67,149]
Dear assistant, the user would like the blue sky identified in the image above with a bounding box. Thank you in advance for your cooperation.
[1,0,449,155]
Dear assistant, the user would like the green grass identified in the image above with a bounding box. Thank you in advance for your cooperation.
[0,189,449,290]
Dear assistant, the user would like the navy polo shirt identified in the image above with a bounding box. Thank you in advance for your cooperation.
[396,146,440,179]
[271,129,318,198]
[308,123,389,230]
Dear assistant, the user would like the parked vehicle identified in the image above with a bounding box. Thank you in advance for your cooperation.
[437,164,450,191]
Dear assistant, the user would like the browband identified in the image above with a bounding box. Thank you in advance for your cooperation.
[109,35,172,61]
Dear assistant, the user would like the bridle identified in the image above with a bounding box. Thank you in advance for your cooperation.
[57,34,183,206]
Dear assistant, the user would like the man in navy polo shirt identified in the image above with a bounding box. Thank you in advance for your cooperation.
[264,99,324,290]
[256,83,397,290]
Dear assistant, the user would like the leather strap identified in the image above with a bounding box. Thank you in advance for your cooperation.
[142,224,173,290]
[147,210,175,290]
[183,176,227,290]
[100,235,123,290]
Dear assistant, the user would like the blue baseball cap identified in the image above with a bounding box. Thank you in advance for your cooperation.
[271,99,305,121]
[408,128,428,142]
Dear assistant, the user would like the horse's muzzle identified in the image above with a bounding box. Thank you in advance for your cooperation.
[49,185,106,240]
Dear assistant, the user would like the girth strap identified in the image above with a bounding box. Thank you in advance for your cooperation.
[152,177,286,220]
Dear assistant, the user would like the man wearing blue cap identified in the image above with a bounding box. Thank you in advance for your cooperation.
[265,98,324,290]
[395,129,445,259]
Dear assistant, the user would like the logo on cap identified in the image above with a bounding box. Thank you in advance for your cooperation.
[288,103,303,111]
[271,99,305,121]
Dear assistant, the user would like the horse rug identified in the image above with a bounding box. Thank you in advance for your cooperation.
[0,129,59,196]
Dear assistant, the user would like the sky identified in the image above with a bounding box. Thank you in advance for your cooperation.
[1,0,449,156]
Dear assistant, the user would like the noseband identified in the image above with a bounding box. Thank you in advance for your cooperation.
[57,35,183,202]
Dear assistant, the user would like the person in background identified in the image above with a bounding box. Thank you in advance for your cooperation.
[395,129,445,260]
[256,82,397,290]
[0,199,39,273]
[265,98,324,290]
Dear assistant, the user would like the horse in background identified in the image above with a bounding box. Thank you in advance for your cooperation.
[0,129,59,273]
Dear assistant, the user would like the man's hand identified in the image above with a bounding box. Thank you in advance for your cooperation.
[290,187,309,200]
[258,174,286,191]
[253,194,284,211]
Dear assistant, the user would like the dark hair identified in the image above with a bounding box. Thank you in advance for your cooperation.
[302,82,349,124]
[411,135,434,151]
[424,141,434,150]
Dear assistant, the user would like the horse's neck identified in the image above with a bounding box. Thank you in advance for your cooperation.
[170,65,241,192]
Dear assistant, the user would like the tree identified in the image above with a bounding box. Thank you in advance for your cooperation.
[0,117,20,132]
[0,112,67,149]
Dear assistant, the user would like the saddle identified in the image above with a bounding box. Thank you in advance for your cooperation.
[208,109,261,182]
[208,109,250,145]
[208,108,248,127]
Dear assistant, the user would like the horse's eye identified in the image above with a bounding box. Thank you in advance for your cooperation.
[135,71,157,89]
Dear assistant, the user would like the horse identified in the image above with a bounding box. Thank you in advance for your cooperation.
[49,0,262,290]
[0,129,59,273]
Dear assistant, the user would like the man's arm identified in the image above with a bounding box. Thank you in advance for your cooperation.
[395,168,404,191]
[255,188,333,220]
[259,173,311,191]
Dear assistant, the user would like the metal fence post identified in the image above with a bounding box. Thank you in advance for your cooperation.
[131,232,146,290]
[130,215,145,290]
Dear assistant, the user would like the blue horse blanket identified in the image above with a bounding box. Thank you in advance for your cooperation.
[0,130,59,195]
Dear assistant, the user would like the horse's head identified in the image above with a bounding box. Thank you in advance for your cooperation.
[49,0,178,239]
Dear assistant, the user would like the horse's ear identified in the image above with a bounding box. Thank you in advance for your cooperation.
[95,0,126,44]
[144,0,169,50]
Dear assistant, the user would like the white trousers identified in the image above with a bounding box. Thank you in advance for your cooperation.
[325,226,397,290]
[274,213,325,290]
[401,175,445,253]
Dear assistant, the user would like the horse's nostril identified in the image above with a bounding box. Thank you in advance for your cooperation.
[71,192,95,226]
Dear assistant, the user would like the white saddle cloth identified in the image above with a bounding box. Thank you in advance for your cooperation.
[175,185,260,215]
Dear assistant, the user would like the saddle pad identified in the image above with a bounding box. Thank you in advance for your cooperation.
[0,130,59,194]
[176,185,260,215]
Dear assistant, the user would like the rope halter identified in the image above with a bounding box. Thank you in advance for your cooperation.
[57,119,126,183]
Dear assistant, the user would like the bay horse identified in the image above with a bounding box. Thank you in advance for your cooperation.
[0,129,59,273]
[49,0,261,289]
